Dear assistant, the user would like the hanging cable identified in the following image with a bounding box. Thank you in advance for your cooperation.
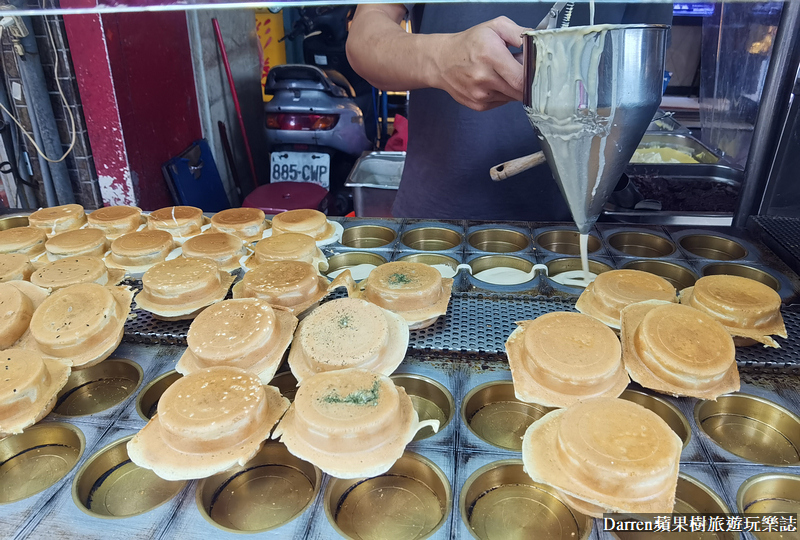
[0,15,76,163]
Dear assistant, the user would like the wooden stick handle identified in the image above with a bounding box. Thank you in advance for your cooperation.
[490,151,546,181]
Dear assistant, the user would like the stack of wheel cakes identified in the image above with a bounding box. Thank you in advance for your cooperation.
[129,216,458,482]
[0,276,133,437]
[504,268,788,517]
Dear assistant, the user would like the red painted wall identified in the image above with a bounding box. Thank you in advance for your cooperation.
[102,12,203,210]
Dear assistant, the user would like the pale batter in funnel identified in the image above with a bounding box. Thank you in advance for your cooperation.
[522,24,668,234]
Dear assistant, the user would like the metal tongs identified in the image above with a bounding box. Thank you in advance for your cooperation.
[536,2,575,30]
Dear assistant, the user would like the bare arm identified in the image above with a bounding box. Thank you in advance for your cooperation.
[346,4,529,111]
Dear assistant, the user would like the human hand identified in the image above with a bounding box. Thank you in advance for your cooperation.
[431,17,530,111]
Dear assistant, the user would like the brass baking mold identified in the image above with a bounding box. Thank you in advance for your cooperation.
[0,422,85,504]
[467,229,529,253]
[461,381,553,451]
[459,459,592,540]
[680,234,748,261]
[401,227,462,251]
[341,225,397,249]
[695,394,800,466]
[607,231,677,258]
[535,230,601,255]
[72,435,185,518]
[196,440,320,533]
[54,358,143,417]
[325,451,450,540]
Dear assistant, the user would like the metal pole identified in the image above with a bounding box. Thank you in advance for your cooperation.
[212,18,260,188]
[16,15,75,206]
[18,68,56,206]
[733,1,800,227]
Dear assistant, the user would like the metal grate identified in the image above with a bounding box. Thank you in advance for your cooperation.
[122,283,800,371]
[735,306,800,371]
[409,293,576,356]
[752,216,800,275]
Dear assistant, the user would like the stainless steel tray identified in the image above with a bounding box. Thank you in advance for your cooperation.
[5,344,799,539]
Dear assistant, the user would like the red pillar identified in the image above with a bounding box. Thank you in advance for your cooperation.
[62,8,136,206]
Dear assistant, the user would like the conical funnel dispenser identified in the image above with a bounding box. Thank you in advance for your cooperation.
[523,24,668,234]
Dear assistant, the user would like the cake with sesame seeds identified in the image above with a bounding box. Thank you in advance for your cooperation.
[0,348,70,436]
[0,281,49,350]
[27,283,133,369]
[177,298,298,383]
[30,256,125,291]
[127,365,289,481]
[0,253,34,282]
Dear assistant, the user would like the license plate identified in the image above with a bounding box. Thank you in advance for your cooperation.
[270,152,331,189]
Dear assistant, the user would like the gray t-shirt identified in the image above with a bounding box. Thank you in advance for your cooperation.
[392,2,673,221]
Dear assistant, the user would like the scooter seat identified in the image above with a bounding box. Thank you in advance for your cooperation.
[242,181,329,215]
[265,64,349,98]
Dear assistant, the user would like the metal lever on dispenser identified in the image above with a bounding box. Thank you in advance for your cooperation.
[490,151,546,181]
[536,2,569,30]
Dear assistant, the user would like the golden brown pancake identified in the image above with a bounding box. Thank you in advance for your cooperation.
[680,275,786,348]
[505,312,628,407]
[288,297,409,382]
[247,232,328,272]
[181,232,246,272]
[0,226,47,257]
[0,254,33,282]
[106,230,175,273]
[232,260,335,315]
[135,258,235,320]
[127,366,289,481]
[210,207,267,242]
[177,298,298,383]
[28,283,133,369]
[0,281,49,349]
[0,349,70,436]
[621,301,739,400]
[87,205,143,239]
[358,261,453,330]
[522,397,681,517]
[271,209,335,241]
[147,206,205,238]
[45,228,108,261]
[31,256,125,290]
[273,368,437,478]
[28,204,86,237]
[576,269,677,329]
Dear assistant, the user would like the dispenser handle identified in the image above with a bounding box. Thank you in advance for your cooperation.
[490,151,546,181]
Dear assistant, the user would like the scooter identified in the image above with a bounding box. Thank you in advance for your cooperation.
[264,64,372,215]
